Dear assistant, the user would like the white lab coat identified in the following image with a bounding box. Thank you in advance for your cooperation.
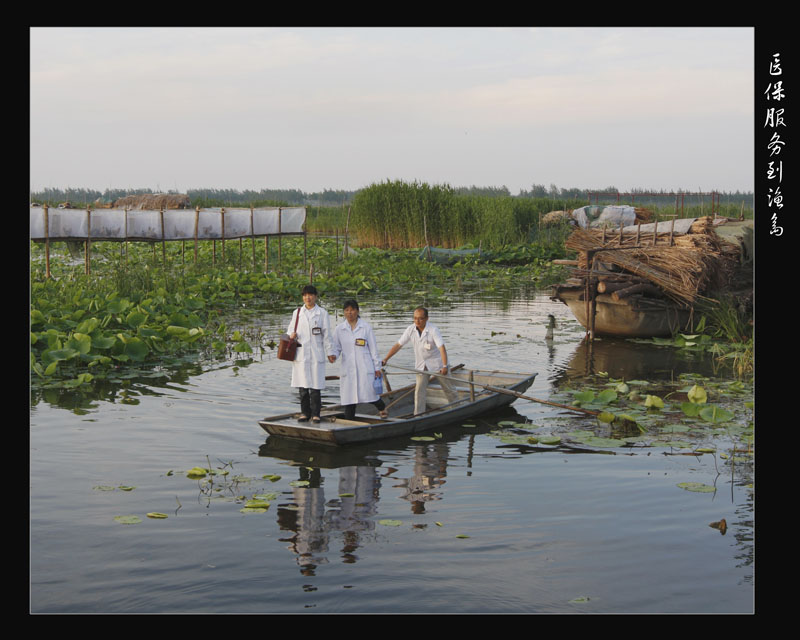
[397,321,446,371]
[288,304,333,390]
[331,317,382,405]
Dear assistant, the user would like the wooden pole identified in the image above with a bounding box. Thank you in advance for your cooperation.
[385,364,601,417]
[43,204,51,279]
[265,235,269,272]
[278,208,282,269]
[344,205,352,260]
[589,253,598,340]
[251,206,256,269]
[85,208,91,275]
[160,208,166,265]
[221,208,226,263]
[124,208,129,267]
[194,206,199,264]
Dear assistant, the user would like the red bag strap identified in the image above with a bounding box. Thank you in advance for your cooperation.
[293,306,301,332]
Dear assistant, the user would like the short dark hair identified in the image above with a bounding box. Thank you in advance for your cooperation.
[414,306,429,317]
[302,284,318,296]
[343,298,359,311]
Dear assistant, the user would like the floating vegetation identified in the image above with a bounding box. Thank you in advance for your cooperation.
[518,375,752,461]
[113,515,142,525]
[31,236,567,408]
[146,512,168,519]
[378,519,403,527]
[677,482,716,493]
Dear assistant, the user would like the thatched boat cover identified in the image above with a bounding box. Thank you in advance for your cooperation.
[563,217,749,305]
[30,207,306,241]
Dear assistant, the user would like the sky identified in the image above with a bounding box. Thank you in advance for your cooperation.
[30,27,755,195]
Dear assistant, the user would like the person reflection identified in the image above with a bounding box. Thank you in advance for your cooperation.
[395,443,448,514]
[324,465,381,562]
[277,467,329,574]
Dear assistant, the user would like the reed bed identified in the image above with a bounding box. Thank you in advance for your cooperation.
[350,180,584,249]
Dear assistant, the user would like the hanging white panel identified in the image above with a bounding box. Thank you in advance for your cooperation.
[30,207,306,240]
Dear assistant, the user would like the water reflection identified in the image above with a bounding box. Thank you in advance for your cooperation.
[553,335,727,383]
[263,438,453,570]
[394,443,448,515]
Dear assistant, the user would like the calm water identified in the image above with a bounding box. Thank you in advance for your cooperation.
[30,291,753,613]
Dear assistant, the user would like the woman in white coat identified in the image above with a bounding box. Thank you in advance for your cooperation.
[330,299,388,420]
[288,284,335,423]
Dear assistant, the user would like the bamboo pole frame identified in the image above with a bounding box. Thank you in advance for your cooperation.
[85,208,91,275]
[43,204,51,279]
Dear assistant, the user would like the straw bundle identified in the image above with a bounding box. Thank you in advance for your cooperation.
[541,210,575,227]
[114,193,191,210]
[564,225,738,305]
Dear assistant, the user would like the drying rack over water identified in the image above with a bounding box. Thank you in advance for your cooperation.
[30,205,307,276]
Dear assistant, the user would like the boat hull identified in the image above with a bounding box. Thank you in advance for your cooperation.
[259,370,537,446]
[553,287,691,338]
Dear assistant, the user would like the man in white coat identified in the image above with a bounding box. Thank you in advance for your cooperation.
[382,306,458,415]
[288,285,335,423]
[330,299,388,420]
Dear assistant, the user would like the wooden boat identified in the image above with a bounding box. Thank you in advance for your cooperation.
[259,368,537,446]
[552,282,692,338]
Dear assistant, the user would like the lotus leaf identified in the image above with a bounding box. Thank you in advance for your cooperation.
[644,395,664,409]
[681,402,701,417]
[597,390,618,405]
[677,482,716,493]
[687,385,708,404]
[114,515,142,524]
[378,519,402,526]
[699,405,734,424]
[146,513,168,519]
[244,499,271,509]
[577,436,626,448]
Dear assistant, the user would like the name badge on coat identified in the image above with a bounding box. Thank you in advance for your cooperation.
[355,338,366,347]
[312,327,322,335]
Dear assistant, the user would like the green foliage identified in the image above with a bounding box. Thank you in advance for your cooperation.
[350,179,582,249]
[31,235,566,394]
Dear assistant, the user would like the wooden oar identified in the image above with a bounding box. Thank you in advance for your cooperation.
[384,364,600,417]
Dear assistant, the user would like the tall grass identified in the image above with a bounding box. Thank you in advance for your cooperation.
[350,180,585,249]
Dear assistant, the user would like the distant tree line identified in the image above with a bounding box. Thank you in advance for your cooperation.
[29,187,359,208]
[30,184,753,209]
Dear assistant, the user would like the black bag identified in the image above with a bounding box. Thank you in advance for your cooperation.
[277,307,301,361]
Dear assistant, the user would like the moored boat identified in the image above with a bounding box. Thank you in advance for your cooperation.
[552,282,692,338]
[259,368,537,446]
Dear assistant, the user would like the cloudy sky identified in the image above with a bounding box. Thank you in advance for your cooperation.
[30,27,754,195]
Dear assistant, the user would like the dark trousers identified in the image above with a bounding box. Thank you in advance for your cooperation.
[299,388,321,419]
[343,398,386,420]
